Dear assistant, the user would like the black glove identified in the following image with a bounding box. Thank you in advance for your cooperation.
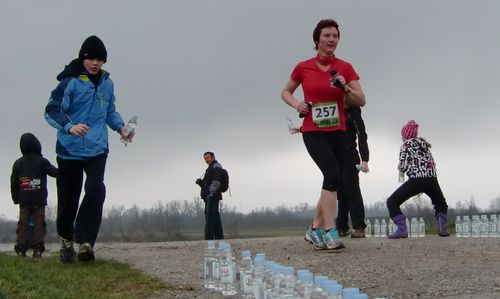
[195,178,202,186]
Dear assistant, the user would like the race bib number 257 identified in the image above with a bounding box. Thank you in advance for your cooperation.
[312,101,340,128]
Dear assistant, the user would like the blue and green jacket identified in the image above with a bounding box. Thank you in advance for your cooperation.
[44,59,124,159]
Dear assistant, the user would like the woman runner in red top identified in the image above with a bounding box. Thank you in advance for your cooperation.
[281,19,366,250]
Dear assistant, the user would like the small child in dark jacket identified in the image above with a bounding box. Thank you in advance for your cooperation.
[10,133,58,257]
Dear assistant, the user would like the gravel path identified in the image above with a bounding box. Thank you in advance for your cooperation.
[91,236,500,299]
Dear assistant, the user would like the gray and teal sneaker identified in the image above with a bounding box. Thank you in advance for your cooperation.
[305,226,327,250]
[77,242,95,262]
[323,228,345,250]
[59,238,75,263]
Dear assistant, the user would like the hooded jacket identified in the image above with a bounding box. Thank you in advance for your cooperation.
[10,133,58,206]
[398,137,437,179]
[44,59,124,159]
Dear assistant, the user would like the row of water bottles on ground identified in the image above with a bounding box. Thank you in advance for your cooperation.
[364,218,425,237]
[455,214,500,238]
[204,240,388,299]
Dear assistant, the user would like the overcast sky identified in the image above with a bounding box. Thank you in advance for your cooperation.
[1,1,499,220]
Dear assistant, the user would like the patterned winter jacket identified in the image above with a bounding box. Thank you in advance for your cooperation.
[398,137,437,178]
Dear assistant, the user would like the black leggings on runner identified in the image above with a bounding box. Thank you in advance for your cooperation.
[302,130,346,192]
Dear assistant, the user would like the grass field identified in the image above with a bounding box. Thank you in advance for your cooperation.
[0,252,165,299]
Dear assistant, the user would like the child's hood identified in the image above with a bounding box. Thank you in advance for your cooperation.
[404,137,432,150]
[56,58,84,81]
[20,133,42,156]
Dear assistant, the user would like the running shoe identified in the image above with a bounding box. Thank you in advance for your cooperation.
[350,228,366,238]
[323,228,345,250]
[77,242,95,262]
[304,226,327,250]
[337,229,350,237]
[59,238,75,263]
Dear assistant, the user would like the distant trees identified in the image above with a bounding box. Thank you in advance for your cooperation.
[0,194,498,243]
[489,196,500,212]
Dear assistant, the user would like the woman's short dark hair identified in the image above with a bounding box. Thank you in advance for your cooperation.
[313,19,340,50]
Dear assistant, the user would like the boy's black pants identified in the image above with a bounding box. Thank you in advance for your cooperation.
[56,154,107,245]
[386,177,448,219]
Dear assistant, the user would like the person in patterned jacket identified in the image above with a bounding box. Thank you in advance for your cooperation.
[386,120,450,238]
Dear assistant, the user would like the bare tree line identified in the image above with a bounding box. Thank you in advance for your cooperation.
[1,196,499,243]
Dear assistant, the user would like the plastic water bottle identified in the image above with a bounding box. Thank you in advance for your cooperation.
[325,283,343,299]
[270,265,286,298]
[219,243,238,296]
[406,218,410,233]
[120,115,137,146]
[252,257,266,299]
[462,215,471,238]
[343,287,360,299]
[497,214,500,237]
[455,216,462,237]
[418,217,425,237]
[310,275,328,299]
[410,217,418,238]
[214,242,225,291]
[480,215,489,237]
[262,261,277,299]
[471,215,481,238]
[297,272,314,299]
[279,266,297,298]
[380,219,387,237]
[351,294,369,299]
[365,219,372,237]
[239,250,253,297]
[398,171,405,183]
[490,214,498,238]
[204,241,217,289]
[374,219,380,237]
[388,219,394,236]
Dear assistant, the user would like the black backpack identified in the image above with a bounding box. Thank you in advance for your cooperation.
[220,168,229,193]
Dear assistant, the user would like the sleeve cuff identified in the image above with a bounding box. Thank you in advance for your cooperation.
[62,123,73,134]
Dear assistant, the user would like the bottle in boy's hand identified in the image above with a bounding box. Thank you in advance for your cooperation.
[121,115,137,146]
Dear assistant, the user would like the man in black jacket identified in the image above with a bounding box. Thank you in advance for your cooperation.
[336,107,370,238]
[196,152,224,240]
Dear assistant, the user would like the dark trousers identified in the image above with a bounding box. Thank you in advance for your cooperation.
[16,206,46,250]
[337,150,366,230]
[387,177,448,219]
[56,154,107,245]
[204,197,224,240]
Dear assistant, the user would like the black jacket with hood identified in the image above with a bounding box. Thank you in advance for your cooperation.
[10,133,58,207]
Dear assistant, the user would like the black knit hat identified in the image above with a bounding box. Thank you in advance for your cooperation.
[79,35,107,62]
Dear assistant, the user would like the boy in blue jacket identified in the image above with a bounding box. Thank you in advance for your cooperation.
[11,133,58,258]
[45,35,133,263]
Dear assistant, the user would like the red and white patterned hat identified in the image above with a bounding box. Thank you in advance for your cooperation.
[401,120,419,140]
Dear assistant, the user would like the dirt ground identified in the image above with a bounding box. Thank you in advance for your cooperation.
[93,236,500,299]
[3,236,500,298]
